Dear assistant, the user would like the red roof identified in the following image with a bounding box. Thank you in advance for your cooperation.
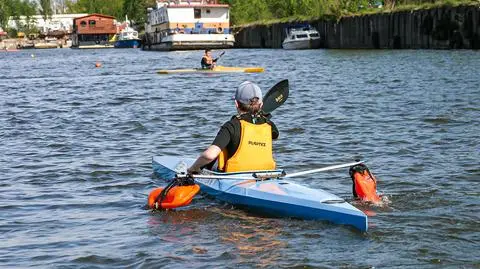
[74,13,115,21]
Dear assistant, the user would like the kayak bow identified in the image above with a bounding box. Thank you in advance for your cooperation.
[152,156,368,232]
[157,65,264,74]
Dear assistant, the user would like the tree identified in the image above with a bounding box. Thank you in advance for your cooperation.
[0,0,12,29]
[40,0,52,21]
[123,0,156,30]
[68,0,124,18]
[19,0,38,34]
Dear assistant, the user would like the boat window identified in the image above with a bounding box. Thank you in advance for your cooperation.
[309,33,319,37]
[80,21,86,27]
[194,8,201,19]
[89,20,96,26]
[206,9,211,14]
[296,34,308,38]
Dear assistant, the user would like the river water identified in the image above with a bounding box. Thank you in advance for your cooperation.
[1,48,479,268]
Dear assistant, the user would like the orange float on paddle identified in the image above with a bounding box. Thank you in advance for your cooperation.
[349,164,381,203]
[147,184,200,209]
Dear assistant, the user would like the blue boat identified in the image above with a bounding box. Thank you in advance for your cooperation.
[114,17,141,48]
[152,156,368,232]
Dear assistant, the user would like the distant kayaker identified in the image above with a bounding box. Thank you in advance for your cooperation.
[187,81,279,173]
[200,49,217,69]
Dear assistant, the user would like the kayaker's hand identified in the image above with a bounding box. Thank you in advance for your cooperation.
[187,166,200,174]
[261,111,272,120]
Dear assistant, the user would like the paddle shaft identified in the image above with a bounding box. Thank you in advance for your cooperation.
[181,161,364,181]
[213,51,225,62]
[284,161,364,178]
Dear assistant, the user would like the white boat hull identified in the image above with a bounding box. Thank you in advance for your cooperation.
[282,38,321,50]
[143,33,235,51]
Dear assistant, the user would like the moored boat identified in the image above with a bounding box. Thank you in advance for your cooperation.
[34,37,60,49]
[143,0,235,51]
[152,156,368,232]
[282,24,321,50]
[157,65,264,74]
[114,16,141,48]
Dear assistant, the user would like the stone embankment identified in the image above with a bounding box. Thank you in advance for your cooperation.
[234,5,480,49]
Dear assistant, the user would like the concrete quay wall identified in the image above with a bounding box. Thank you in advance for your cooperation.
[234,5,480,49]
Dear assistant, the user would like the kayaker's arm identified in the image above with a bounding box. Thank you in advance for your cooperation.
[269,120,279,140]
[187,145,222,173]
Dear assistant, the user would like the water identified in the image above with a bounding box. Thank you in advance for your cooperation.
[1,48,479,268]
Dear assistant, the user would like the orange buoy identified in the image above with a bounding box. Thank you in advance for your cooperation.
[147,184,200,209]
[95,62,102,68]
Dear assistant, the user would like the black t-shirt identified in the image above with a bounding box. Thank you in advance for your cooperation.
[211,113,279,160]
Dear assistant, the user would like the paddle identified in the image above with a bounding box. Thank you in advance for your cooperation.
[213,51,225,63]
[178,160,364,181]
[262,79,289,114]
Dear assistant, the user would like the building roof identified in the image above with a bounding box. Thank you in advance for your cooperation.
[74,13,116,21]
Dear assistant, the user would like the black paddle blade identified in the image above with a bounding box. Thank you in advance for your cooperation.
[262,79,289,114]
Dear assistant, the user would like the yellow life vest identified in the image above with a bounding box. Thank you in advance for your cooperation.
[217,120,276,172]
[202,55,213,65]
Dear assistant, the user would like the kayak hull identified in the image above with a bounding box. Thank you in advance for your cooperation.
[157,65,264,74]
[152,156,368,232]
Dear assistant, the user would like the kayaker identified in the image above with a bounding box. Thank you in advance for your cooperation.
[200,49,217,69]
[187,81,279,173]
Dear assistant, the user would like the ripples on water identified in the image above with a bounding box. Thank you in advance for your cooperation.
[1,49,479,268]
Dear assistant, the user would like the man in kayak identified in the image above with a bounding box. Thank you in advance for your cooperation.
[188,81,279,173]
[200,49,217,69]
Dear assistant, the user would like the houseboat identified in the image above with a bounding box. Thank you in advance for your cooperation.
[282,24,321,50]
[72,14,116,49]
[143,0,235,51]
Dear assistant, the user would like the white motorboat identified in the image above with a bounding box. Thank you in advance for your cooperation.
[282,24,321,50]
[114,16,141,48]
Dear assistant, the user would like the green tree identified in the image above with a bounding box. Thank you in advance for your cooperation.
[68,0,124,18]
[19,0,38,34]
[230,0,272,24]
[0,0,12,29]
[123,0,156,29]
[39,0,52,21]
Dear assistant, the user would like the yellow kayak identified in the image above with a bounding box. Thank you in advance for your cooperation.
[157,65,264,74]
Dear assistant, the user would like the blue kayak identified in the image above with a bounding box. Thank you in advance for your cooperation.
[152,156,368,232]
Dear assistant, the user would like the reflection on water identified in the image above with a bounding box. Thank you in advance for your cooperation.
[217,210,287,267]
